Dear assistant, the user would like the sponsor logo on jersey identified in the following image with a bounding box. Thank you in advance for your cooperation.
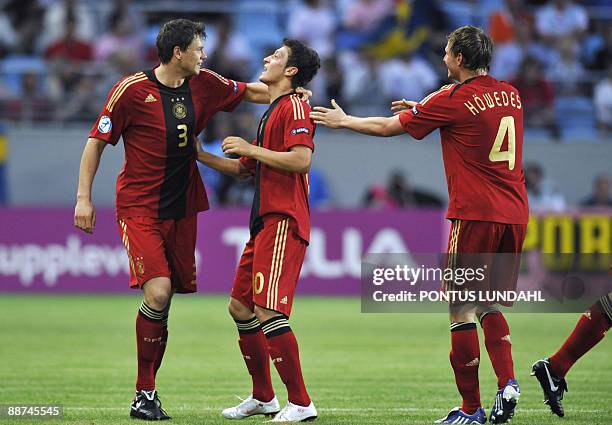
[98,115,112,133]
[172,102,187,119]
[291,127,310,135]
[145,93,157,103]
[280,296,288,304]
[411,105,419,115]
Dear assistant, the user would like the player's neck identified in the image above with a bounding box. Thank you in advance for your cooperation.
[267,81,294,104]
[458,69,488,83]
[154,64,187,88]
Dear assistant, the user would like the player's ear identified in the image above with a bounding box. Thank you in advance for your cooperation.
[456,52,464,67]
[284,66,298,78]
[174,45,183,61]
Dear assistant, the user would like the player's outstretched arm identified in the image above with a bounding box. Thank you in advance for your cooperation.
[244,83,312,104]
[310,99,404,137]
[74,137,107,234]
[197,148,251,179]
[222,136,311,174]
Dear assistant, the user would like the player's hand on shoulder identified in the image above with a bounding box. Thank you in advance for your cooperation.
[295,87,312,103]
[74,199,96,234]
[222,136,253,157]
[310,99,346,128]
[390,98,417,116]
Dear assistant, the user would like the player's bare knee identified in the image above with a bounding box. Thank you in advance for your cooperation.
[142,279,172,310]
[228,297,254,321]
[253,304,281,323]
[449,304,477,323]
[476,305,500,324]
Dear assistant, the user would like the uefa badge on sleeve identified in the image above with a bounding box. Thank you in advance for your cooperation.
[98,116,112,133]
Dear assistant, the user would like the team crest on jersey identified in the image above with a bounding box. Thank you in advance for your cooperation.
[98,115,112,133]
[411,105,419,115]
[231,79,239,93]
[172,102,187,119]
[135,257,145,276]
[291,127,310,135]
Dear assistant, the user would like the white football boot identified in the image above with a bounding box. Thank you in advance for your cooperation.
[221,394,280,419]
[269,401,317,422]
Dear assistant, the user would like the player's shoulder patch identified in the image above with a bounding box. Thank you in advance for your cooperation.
[201,68,230,85]
[420,84,455,105]
[107,71,147,112]
[97,115,112,134]
[290,127,310,135]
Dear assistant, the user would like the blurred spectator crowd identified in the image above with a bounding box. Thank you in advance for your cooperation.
[1,0,610,208]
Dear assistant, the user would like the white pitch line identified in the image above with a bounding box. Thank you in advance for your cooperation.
[65,406,608,414]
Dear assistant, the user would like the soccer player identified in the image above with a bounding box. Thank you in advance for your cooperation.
[74,19,286,420]
[532,294,612,417]
[310,26,528,424]
[196,38,320,422]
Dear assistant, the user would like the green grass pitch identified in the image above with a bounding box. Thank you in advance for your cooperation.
[1,295,610,424]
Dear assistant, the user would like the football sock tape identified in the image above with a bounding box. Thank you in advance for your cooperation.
[235,316,262,334]
[261,315,291,338]
[597,294,612,325]
[139,301,165,322]
[477,307,500,325]
[450,322,477,332]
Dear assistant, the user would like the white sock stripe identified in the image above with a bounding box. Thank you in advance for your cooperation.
[261,318,289,330]
[261,318,289,333]
[236,321,261,330]
[262,322,290,335]
[599,294,612,319]
[140,302,165,320]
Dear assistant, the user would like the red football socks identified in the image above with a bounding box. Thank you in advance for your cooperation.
[550,302,611,377]
[481,311,514,389]
[153,326,168,377]
[262,316,311,406]
[450,322,481,415]
[136,312,165,391]
[235,317,275,402]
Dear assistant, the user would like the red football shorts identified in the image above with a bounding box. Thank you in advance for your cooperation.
[231,216,307,317]
[444,219,527,306]
[117,215,197,294]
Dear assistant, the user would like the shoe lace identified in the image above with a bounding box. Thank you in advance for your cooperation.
[233,394,258,411]
[275,403,292,420]
[154,392,169,416]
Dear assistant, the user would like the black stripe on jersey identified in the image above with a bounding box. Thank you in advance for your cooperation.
[449,77,477,98]
[145,69,196,219]
[249,92,294,237]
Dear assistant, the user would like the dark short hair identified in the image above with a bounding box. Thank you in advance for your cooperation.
[447,26,493,72]
[283,38,321,89]
[157,19,205,64]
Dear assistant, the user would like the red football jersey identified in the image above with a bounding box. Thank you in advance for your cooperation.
[89,68,246,220]
[399,75,529,225]
[240,93,315,243]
